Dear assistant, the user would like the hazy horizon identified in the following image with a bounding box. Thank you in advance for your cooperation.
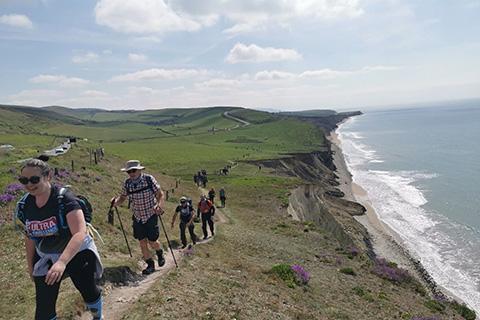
[1,0,479,111]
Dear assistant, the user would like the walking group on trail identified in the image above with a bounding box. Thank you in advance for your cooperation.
[14,158,226,319]
[193,169,208,187]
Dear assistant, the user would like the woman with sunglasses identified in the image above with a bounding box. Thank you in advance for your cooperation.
[16,159,103,320]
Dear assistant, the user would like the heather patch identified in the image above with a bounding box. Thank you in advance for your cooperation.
[372,258,410,283]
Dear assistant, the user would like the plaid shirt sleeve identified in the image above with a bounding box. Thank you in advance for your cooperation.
[121,180,128,196]
[148,175,161,194]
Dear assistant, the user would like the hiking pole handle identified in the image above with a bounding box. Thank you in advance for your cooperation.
[115,207,133,257]
[158,213,178,268]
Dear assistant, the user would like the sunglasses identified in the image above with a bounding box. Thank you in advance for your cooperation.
[18,176,42,185]
[126,169,138,174]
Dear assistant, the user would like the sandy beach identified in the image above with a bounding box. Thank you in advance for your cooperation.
[328,131,456,299]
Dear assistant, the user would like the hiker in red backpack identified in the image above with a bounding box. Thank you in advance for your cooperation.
[197,195,215,240]
[15,159,103,320]
[171,196,197,249]
[112,160,166,275]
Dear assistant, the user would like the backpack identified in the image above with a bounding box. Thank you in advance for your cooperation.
[125,174,155,195]
[15,186,94,236]
[125,175,155,209]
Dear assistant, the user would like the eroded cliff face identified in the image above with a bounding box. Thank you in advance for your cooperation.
[251,151,372,254]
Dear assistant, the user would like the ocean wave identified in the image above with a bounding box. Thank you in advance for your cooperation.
[338,125,480,314]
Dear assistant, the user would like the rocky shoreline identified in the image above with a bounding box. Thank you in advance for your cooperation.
[328,118,462,303]
[256,112,462,302]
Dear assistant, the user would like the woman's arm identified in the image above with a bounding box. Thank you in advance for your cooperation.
[25,236,36,280]
[45,209,86,285]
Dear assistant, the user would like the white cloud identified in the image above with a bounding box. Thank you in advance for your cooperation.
[82,90,109,97]
[95,0,202,34]
[110,68,207,82]
[195,78,242,89]
[128,53,148,62]
[94,0,364,35]
[0,14,33,29]
[8,89,63,106]
[127,86,157,95]
[299,69,352,79]
[72,52,99,64]
[254,70,296,81]
[29,74,90,87]
[226,43,302,64]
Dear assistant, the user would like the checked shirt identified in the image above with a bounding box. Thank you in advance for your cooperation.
[122,173,160,223]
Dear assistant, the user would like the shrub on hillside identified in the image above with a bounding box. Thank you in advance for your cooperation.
[372,258,410,283]
[450,301,476,320]
[339,267,356,276]
[270,264,311,288]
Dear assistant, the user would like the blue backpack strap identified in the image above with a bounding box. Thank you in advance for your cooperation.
[57,187,69,230]
[13,193,30,229]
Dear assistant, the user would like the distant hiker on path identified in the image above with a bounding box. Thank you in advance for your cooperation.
[208,187,216,203]
[112,160,166,275]
[197,195,215,240]
[15,159,103,320]
[219,187,226,208]
[171,196,197,249]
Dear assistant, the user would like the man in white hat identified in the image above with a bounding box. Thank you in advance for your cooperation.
[112,160,166,275]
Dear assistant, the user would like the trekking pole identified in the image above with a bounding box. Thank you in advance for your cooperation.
[114,206,133,257]
[158,213,178,268]
[107,199,115,225]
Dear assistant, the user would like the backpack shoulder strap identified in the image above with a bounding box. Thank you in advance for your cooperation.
[13,193,30,229]
[145,174,155,192]
[57,187,69,230]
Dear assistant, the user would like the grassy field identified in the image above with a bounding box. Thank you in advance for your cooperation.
[0,105,473,320]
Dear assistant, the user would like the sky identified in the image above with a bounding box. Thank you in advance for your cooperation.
[0,0,479,111]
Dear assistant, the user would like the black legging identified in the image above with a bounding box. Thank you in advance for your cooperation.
[179,221,197,246]
[34,250,101,320]
[201,212,215,238]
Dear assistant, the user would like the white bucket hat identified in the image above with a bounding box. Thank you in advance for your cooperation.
[121,160,145,172]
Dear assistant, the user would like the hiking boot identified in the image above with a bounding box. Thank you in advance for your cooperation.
[203,235,208,240]
[156,249,166,267]
[142,258,155,275]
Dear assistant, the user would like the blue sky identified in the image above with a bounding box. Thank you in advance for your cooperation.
[1,0,479,111]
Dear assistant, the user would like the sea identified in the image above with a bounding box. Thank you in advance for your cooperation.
[336,102,480,314]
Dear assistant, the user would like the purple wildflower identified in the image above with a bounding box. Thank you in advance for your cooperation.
[348,247,360,258]
[372,258,410,283]
[0,193,15,205]
[5,183,24,194]
[291,264,310,285]
[183,246,194,257]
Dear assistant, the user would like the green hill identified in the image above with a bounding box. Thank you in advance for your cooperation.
[0,105,474,320]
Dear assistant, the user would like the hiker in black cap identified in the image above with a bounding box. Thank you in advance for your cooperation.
[219,187,226,208]
[112,160,166,275]
[171,196,197,249]
[15,159,103,320]
[208,187,215,204]
[197,195,215,240]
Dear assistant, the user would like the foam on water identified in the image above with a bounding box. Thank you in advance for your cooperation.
[337,118,480,314]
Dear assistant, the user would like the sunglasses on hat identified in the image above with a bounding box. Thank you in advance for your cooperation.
[18,176,42,185]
